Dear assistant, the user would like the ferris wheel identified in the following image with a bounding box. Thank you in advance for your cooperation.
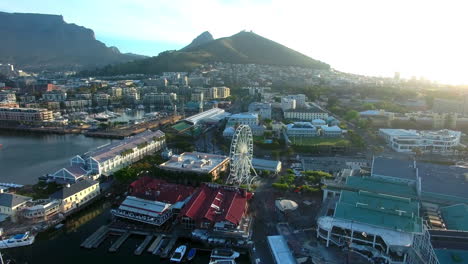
[226,125,258,187]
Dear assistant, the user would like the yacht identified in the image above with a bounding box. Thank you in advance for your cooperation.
[0,232,35,249]
[210,248,240,260]
[170,245,187,262]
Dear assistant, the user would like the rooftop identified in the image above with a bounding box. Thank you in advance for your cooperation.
[345,176,418,197]
[267,235,297,264]
[86,130,164,163]
[50,179,98,200]
[129,177,196,204]
[0,193,31,208]
[180,184,252,226]
[159,152,229,174]
[334,190,423,233]
[372,157,416,179]
[440,204,468,231]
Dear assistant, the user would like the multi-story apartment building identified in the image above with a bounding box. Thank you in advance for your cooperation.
[110,87,123,98]
[379,128,461,153]
[143,93,176,106]
[216,86,230,98]
[0,90,16,103]
[285,94,307,107]
[0,107,54,122]
[64,99,92,109]
[281,98,296,111]
[191,92,204,102]
[248,102,272,120]
[93,93,110,106]
[42,90,67,102]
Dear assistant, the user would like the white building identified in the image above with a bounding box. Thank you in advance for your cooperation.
[281,98,296,111]
[184,108,226,125]
[69,130,165,177]
[379,129,461,153]
[321,125,343,137]
[42,90,67,102]
[248,102,272,120]
[50,179,100,214]
[286,122,318,137]
[285,94,307,107]
[227,113,259,127]
[0,192,32,221]
[284,108,328,121]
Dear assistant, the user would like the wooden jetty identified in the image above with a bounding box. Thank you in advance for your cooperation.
[147,234,164,253]
[81,226,109,249]
[134,235,153,255]
[109,232,131,252]
[160,235,178,258]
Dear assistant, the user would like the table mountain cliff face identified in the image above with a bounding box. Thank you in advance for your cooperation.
[0,12,145,71]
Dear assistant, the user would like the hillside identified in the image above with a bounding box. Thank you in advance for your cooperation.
[0,12,145,71]
[86,31,330,75]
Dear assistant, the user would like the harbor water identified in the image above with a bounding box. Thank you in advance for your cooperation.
[3,199,250,264]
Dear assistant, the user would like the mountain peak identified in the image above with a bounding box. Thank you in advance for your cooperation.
[181,31,214,50]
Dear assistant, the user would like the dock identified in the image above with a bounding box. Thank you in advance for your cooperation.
[134,235,153,255]
[147,234,164,253]
[81,226,109,249]
[109,232,131,252]
[160,235,178,258]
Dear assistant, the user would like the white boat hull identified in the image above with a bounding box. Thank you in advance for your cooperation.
[0,236,35,249]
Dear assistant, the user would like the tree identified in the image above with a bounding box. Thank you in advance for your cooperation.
[345,110,359,121]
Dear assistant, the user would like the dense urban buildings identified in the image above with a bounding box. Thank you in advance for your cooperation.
[0,107,54,122]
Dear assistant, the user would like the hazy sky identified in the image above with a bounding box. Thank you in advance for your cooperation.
[2,0,468,84]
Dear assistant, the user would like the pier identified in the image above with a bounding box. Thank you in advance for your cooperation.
[160,235,178,258]
[147,234,164,253]
[134,235,153,255]
[109,232,131,252]
[80,226,109,249]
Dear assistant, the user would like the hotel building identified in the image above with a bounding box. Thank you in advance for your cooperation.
[379,129,461,153]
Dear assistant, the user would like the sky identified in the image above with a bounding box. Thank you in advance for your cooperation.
[2,0,468,85]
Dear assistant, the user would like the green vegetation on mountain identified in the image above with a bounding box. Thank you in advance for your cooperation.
[82,31,330,76]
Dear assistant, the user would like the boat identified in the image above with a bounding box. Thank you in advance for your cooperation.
[94,113,110,121]
[209,260,236,264]
[170,245,187,263]
[0,232,35,249]
[186,248,196,261]
[210,248,240,260]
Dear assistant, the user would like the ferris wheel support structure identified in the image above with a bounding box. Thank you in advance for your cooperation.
[226,125,258,187]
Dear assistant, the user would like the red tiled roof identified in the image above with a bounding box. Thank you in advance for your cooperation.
[179,184,252,226]
[129,176,196,204]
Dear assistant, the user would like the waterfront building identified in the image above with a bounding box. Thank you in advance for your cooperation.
[111,177,196,226]
[50,179,100,214]
[64,99,92,109]
[21,200,60,220]
[50,165,88,183]
[248,102,272,120]
[159,152,229,180]
[0,107,54,122]
[283,107,328,121]
[379,128,461,153]
[93,93,110,106]
[179,184,252,231]
[0,192,32,222]
[286,122,318,137]
[70,130,166,177]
